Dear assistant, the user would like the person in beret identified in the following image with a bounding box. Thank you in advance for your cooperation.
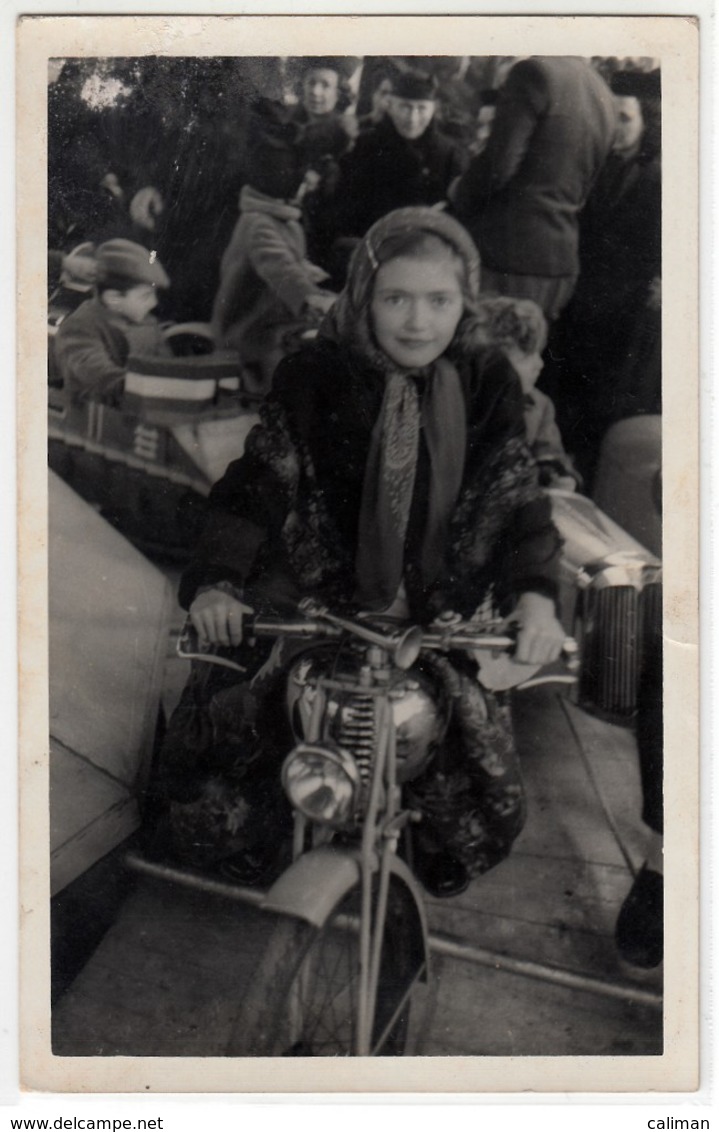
[54,238,171,406]
[333,69,466,245]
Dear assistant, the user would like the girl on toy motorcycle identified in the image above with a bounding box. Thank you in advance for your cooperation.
[154,207,565,896]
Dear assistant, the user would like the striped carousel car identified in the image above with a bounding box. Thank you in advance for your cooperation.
[48,295,261,558]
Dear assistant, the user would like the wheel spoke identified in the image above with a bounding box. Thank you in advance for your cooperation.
[295,919,360,1052]
[232,878,418,1057]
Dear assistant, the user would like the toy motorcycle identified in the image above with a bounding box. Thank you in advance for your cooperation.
[178,598,578,1056]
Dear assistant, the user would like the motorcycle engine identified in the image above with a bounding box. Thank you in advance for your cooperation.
[285,646,449,788]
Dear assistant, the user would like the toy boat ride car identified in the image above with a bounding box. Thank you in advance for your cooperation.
[48,316,260,558]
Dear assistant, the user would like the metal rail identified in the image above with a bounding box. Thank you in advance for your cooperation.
[426,931,661,1010]
[125,852,662,1012]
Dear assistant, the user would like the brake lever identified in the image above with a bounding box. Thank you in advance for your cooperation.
[484,617,579,671]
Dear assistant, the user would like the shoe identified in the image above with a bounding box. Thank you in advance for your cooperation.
[413,847,470,899]
[615,864,663,969]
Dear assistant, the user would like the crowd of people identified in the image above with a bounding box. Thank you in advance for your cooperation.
[48,54,663,969]
[50,53,661,482]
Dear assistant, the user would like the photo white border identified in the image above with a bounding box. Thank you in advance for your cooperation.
[5,0,713,1113]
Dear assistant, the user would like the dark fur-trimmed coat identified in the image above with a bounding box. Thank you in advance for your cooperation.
[179,338,561,620]
[334,117,465,240]
[161,337,563,877]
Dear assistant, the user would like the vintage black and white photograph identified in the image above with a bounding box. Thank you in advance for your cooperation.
[17,13,699,1094]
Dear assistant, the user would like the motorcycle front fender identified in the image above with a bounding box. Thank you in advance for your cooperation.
[260,844,429,966]
[260,845,366,928]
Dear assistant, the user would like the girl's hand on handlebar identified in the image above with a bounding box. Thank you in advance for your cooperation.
[510,592,566,666]
[189,589,254,648]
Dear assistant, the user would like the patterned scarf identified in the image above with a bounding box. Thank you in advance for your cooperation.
[354,358,466,609]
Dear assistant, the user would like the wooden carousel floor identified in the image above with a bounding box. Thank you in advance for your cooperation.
[52,595,663,1060]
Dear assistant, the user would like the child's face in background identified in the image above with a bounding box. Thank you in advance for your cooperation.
[106,283,159,324]
[371,255,464,370]
[505,345,544,392]
[302,68,340,117]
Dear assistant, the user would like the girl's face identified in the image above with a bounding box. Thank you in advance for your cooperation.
[370,254,464,369]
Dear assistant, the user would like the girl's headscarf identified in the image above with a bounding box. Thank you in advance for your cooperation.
[320,206,481,367]
[319,208,482,610]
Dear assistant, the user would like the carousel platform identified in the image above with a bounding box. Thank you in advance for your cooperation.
[52,583,662,1059]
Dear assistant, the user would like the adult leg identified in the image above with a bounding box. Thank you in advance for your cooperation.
[615,631,663,967]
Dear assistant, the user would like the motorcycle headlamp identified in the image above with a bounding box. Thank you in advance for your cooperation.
[282,742,361,828]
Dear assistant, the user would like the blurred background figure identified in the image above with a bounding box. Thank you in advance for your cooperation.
[130,58,267,323]
[48,57,286,322]
[418,56,477,145]
[451,56,616,324]
[591,55,661,84]
[615,467,663,971]
[211,100,336,395]
[334,69,465,245]
[469,89,498,156]
[471,296,581,491]
[356,59,401,133]
[552,68,661,486]
[489,55,529,89]
[285,56,360,270]
[286,54,359,161]
[48,59,140,251]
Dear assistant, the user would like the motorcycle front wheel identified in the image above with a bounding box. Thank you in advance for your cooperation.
[227,875,425,1056]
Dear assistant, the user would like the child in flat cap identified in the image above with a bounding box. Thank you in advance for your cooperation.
[54,238,171,406]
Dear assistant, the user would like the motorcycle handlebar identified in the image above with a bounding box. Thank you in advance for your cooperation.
[245,615,579,671]
[248,617,515,649]
[178,604,578,672]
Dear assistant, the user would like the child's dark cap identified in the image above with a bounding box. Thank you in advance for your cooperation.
[96,239,170,289]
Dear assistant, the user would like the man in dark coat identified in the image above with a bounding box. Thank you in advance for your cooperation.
[335,70,465,241]
[451,56,616,321]
[553,69,662,481]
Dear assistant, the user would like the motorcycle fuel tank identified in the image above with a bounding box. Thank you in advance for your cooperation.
[285,647,449,786]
